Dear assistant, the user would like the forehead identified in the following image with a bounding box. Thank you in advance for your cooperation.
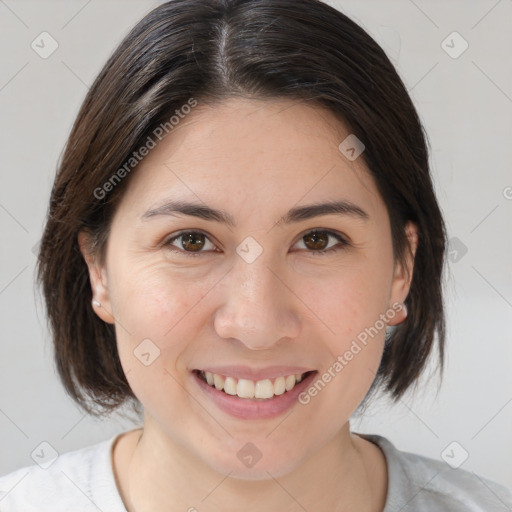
[115,97,384,222]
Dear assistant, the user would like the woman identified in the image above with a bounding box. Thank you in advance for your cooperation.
[1,0,510,510]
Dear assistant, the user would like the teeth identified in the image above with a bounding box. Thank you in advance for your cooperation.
[285,375,296,391]
[213,374,224,390]
[200,371,308,399]
[224,377,237,395]
[237,379,255,398]
[274,376,286,395]
[255,379,274,399]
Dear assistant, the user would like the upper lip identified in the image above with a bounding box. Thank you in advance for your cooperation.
[195,366,316,381]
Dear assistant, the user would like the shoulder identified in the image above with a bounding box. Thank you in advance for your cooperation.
[358,433,512,512]
[0,433,127,512]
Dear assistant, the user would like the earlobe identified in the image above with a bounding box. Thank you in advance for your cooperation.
[387,302,408,326]
[78,231,115,325]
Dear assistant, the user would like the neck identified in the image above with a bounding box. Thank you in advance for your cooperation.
[119,419,386,512]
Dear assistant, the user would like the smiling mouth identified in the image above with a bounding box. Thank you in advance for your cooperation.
[194,370,316,399]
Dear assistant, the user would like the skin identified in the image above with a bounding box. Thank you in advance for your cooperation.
[79,97,417,512]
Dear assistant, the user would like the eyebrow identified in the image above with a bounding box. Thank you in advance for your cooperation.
[140,199,369,227]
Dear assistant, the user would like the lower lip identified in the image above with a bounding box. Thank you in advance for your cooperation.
[192,371,317,420]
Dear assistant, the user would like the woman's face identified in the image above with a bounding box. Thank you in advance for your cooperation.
[82,97,415,478]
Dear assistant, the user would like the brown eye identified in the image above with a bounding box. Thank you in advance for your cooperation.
[181,232,206,252]
[295,230,348,255]
[165,231,216,255]
[303,231,330,251]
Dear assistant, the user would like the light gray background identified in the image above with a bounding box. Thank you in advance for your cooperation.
[1,0,511,490]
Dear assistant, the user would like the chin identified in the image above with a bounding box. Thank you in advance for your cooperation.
[197,436,310,480]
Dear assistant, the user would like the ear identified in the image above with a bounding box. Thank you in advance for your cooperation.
[78,230,115,325]
[387,221,418,326]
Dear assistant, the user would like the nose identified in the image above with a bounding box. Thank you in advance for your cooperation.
[213,253,301,351]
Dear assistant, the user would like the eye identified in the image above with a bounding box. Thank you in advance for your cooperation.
[164,230,217,256]
[163,229,349,257]
[293,229,349,255]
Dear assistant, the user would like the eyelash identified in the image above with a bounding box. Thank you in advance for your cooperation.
[163,229,349,257]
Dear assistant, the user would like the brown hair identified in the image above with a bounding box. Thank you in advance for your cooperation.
[36,0,446,416]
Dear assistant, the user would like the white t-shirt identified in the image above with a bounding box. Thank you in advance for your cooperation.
[1,431,511,511]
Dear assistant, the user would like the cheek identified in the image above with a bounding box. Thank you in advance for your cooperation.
[294,254,392,411]
[109,265,212,400]
[112,261,213,338]
[297,253,393,345]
